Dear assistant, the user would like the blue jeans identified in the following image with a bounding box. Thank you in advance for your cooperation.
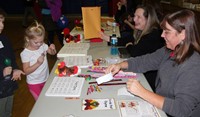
[0,95,13,117]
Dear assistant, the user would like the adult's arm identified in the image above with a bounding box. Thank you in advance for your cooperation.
[126,29,164,57]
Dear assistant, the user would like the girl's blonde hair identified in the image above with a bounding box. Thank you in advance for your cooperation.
[24,21,45,47]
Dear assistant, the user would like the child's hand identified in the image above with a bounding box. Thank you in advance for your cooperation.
[37,53,45,64]
[3,66,12,77]
[12,69,25,81]
[48,44,57,55]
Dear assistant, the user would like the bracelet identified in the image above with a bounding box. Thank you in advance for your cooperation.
[125,42,133,47]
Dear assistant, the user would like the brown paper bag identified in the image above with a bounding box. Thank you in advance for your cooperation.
[82,7,101,39]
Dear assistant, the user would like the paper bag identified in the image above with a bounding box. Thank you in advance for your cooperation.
[82,7,101,39]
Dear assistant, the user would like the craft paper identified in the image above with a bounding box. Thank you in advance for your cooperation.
[117,87,134,97]
[96,72,113,84]
[82,7,101,39]
[118,100,160,117]
[82,98,116,110]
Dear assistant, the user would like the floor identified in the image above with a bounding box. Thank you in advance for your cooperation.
[3,16,76,117]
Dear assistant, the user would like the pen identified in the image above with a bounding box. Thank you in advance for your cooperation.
[98,82,126,86]
[65,97,80,100]
[87,70,104,73]
[89,79,122,84]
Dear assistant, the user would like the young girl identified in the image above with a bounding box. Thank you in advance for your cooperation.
[20,21,56,100]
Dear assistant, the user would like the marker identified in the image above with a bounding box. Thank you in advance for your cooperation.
[98,82,126,86]
[65,97,79,100]
[89,79,122,84]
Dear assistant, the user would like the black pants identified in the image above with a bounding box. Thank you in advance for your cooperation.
[47,29,63,46]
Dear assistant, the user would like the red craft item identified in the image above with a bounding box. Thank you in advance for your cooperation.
[73,66,78,74]
[90,38,103,42]
[63,28,70,36]
[74,19,80,25]
[58,61,66,69]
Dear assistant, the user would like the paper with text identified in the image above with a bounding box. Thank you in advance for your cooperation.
[118,100,160,117]
[118,87,134,97]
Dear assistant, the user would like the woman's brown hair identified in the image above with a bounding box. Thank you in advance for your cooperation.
[160,9,200,64]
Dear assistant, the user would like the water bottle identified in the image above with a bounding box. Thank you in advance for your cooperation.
[110,34,118,55]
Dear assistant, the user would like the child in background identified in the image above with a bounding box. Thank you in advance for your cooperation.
[20,21,56,100]
[0,8,25,117]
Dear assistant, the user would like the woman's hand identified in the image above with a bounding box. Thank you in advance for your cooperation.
[105,61,128,75]
[117,2,122,10]
[127,15,133,22]
[126,79,145,97]
[124,19,129,24]
[105,64,121,75]
[100,31,110,42]
[124,16,135,30]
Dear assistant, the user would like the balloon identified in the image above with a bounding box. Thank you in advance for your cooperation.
[4,58,11,66]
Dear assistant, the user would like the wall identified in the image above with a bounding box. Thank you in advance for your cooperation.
[0,0,108,15]
[0,0,24,14]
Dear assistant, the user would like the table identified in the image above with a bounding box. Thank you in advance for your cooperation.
[29,42,167,117]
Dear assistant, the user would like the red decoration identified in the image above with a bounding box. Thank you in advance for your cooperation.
[56,61,79,77]
[62,28,81,43]
[74,19,80,26]
[73,66,78,74]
